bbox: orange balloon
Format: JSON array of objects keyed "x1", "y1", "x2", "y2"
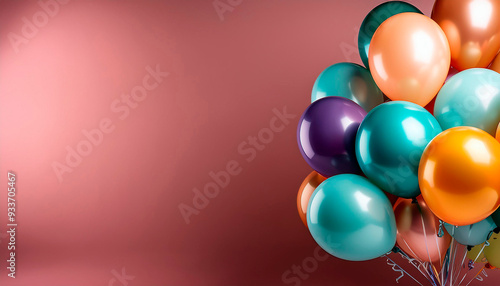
[
  {"x1": 432, "y1": 0, "x2": 500, "y2": 71},
  {"x1": 297, "y1": 171, "x2": 326, "y2": 227},
  {"x1": 419, "y1": 127, "x2": 500, "y2": 226},
  {"x1": 393, "y1": 196, "x2": 451, "y2": 264},
  {"x1": 369, "y1": 13, "x2": 450, "y2": 107}
]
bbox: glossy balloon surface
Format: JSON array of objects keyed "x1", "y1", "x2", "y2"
[
  {"x1": 434, "y1": 68, "x2": 500, "y2": 136},
  {"x1": 419, "y1": 127, "x2": 500, "y2": 226},
  {"x1": 369, "y1": 13, "x2": 450, "y2": 107},
  {"x1": 393, "y1": 197, "x2": 451, "y2": 263},
  {"x1": 297, "y1": 171, "x2": 326, "y2": 227},
  {"x1": 358, "y1": 1, "x2": 422, "y2": 69},
  {"x1": 307, "y1": 174, "x2": 397, "y2": 261},
  {"x1": 311, "y1": 63, "x2": 383, "y2": 112},
  {"x1": 431, "y1": 0, "x2": 500, "y2": 70},
  {"x1": 356, "y1": 101, "x2": 442, "y2": 198},
  {"x1": 444, "y1": 217, "x2": 496, "y2": 246},
  {"x1": 298, "y1": 97, "x2": 366, "y2": 177}
]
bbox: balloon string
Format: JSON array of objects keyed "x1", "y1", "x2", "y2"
[
  {"x1": 443, "y1": 237, "x2": 455, "y2": 286},
  {"x1": 384, "y1": 255, "x2": 423, "y2": 285},
  {"x1": 464, "y1": 265, "x2": 486, "y2": 286},
  {"x1": 451, "y1": 238, "x2": 460, "y2": 286},
  {"x1": 458, "y1": 242, "x2": 490, "y2": 285},
  {"x1": 416, "y1": 201, "x2": 439, "y2": 285},
  {"x1": 441, "y1": 248, "x2": 450, "y2": 286},
  {"x1": 448, "y1": 238, "x2": 459, "y2": 286},
  {"x1": 394, "y1": 248, "x2": 434, "y2": 284},
  {"x1": 452, "y1": 245, "x2": 468, "y2": 285}
]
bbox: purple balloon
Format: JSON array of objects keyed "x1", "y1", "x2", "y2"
[{"x1": 297, "y1": 96, "x2": 366, "y2": 177}]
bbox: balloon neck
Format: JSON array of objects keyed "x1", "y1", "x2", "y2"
[{"x1": 392, "y1": 246, "x2": 401, "y2": 254}]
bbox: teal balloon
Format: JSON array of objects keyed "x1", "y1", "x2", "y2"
[
  {"x1": 311, "y1": 63, "x2": 384, "y2": 112},
  {"x1": 434, "y1": 68, "x2": 500, "y2": 136},
  {"x1": 355, "y1": 101, "x2": 442, "y2": 198},
  {"x1": 444, "y1": 217, "x2": 497, "y2": 246},
  {"x1": 358, "y1": 1, "x2": 422, "y2": 69},
  {"x1": 307, "y1": 174, "x2": 396, "y2": 261}
]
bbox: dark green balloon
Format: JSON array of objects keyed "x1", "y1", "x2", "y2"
[
  {"x1": 358, "y1": 1, "x2": 422, "y2": 69},
  {"x1": 492, "y1": 209, "x2": 500, "y2": 229},
  {"x1": 311, "y1": 63, "x2": 384, "y2": 112}
]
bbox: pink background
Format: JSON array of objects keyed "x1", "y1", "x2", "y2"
[{"x1": 0, "y1": 0, "x2": 498, "y2": 285}]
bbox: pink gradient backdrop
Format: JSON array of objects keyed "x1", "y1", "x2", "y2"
[{"x1": 0, "y1": 0, "x2": 498, "y2": 285}]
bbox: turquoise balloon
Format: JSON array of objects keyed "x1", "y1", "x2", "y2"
[
  {"x1": 355, "y1": 101, "x2": 442, "y2": 198},
  {"x1": 358, "y1": 1, "x2": 422, "y2": 69},
  {"x1": 307, "y1": 174, "x2": 396, "y2": 261},
  {"x1": 444, "y1": 217, "x2": 497, "y2": 246},
  {"x1": 311, "y1": 63, "x2": 384, "y2": 112},
  {"x1": 434, "y1": 68, "x2": 500, "y2": 136}
]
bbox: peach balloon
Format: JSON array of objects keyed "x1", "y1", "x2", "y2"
[
  {"x1": 432, "y1": 0, "x2": 500, "y2": 71},
  {"x1": 297, "y1": 171, "x2": 326, "y2": 227},
  {"x1": 369, "y1": 13, "x2": 450, "y2": 107}
]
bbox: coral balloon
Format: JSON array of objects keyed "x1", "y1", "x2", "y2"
[
  {"x1": 307, "y1": 174, "x2": 396, "y2": 261},
  {"x1": 297, "y1": 171, "x2": 326, "y2": 227},
  {"x1": 368, "y1": 13, "x2": 450, "y2": 107},
  {"x1": 358, "y1": 1, "x2": 422, "y2": 69},
  {"x1": 311, "y1": 63, "x2": 384, "y2": 112},
  {"x1": 393, "y1": 196, "x2": 451, "y2": 263},
  {"x1": 434, "y1": 68, "x2": 500, "y2": 136},
  {"x1": 431, "y1": 0, "x2": 500, "y2": 71},
  {"x1": 297, "y1": 97, "x2": 366, "y2": 177},
  {"x1": 419, "y1": 127, "x2": 500, "y2": 226},
  {"x1": 485, "y1": 232, "x2": 500, "y2": 268}
]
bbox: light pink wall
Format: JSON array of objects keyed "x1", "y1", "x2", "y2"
[{"x1": 0, "y1": 0, "x2": 497, "y2": 285}]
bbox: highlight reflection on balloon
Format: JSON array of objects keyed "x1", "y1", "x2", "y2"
[
  {"x1": 419, "y1": 127, "x2": 500, "y2": 226},
  {"x1": 311, "y1": 63, "x2": 384, "y2": 112},
  {"x1": 297, "y1": 97, "x2": 366, "y2": 177},
  {"x1": 297, "y1": 171, "x2": 326, "y2": 227},
  {"x1": 431, "y1": 0, "x2": 500, "y2": 70},
  {"x1": 307, "y1": 174, "x2": 397, "y2": 261},
  {"x1": 355, "y1": 101, "x2": 442, "y2": 198},
  {"x1": 434, "y1": 68, "x2": 500, "y2": 137},
  {"x1": 368, "y1": 13, "x2": 450, "y2": 107},
  {"x1": 358, "y1": 1, "x2": 422, "y2": 69},
  {"x1": 393, "y1": 196, "x2": 451, "y2": 263}
]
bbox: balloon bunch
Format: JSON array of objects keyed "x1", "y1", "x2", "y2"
[{"x1": 296, "y1": 1, "x2": 500, "y2": 285}]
